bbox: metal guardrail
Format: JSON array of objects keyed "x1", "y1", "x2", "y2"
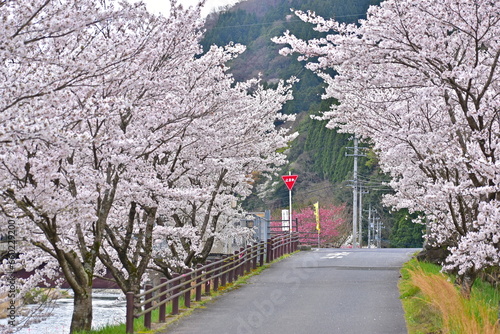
[{"x1": 125, "y1": 233, "x2": 300, "y2": 334}]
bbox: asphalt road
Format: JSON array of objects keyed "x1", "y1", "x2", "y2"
[{"x1": 160, "y1": 248, "x2": 419, "y2": 334}]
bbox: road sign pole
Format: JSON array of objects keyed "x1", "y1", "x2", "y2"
[
  {"x1": 289, "y1": 188, "x2": 292, "y2": 234},
  {"x1": 288, "y1": 171, "x2": 293, "y2": 234},
  {"x1": 281, "y1": 173, "x2": 298, "y2": 235}
]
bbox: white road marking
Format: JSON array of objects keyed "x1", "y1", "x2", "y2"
[{"x1": 322, "y1": 252, "x2": 350, "y2": 259}]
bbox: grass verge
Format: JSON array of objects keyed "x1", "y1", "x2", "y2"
[{"x1": 399, "y1": 258, "x2": 499, "y2": 334}]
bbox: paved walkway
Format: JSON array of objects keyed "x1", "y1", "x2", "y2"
[{"x1": 157, "y1": 248, "x2": 417, "y2": 334}]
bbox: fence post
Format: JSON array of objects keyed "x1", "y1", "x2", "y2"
[
  {"x1": 196, "y1": 264, "x2": 203, "y2": 302},
  {"x1": 271, "y1": 237, "x2": 276, "y2": 262},
  {"x1": 276, "y1": 236, "x2": 280, "y2": 259},
  {"x1": 144, "y1": 284, "x2": 153, "y2": 330},
  {"x1": 229, "y1": 253, "x2": 236, "y2": 283},
  {"x1": 239, "y1": 247, "x2": 245, "y2": 276},
  {"x1": 126, "y1": 291, "x2": 134, "y2": 334},
  {"x1": 172, "y1": 273, "x2": 180, "y2": 315},
  {"x1": 221, "y1": 256, "x2": 227, "y2": 287},
  {"x1": 233, "y1": 251, "x2": 238, "y2": 281},
  {"x1": 237, "y1": 249, "x2": 243, "y2": 277},
  {"x1": 239, "y1": 248, "x2": 244, "y2": 277},
  {"x1": 241, "y1": 247, "x2": 247, "y2": 275},
  {"x1": 282, "y1": 236, "x2": 285, "y2": 256},
  {"x1": 205, "y1": 261, "x2": 212, "y2": 295},
  {"x1": 159, "y1": 277, "x2": 167, "y2": 322},
  {"x1": 214, "y1": 260, "x2": 220, "y2": 291},
  {"x1": 284, "y1": 235, "x2": 287, "y2": 255},
  {"x1": 275, "y1": 236, "x2": 279, "y2": 259},
  {"x1": 285, "y1": 235, "x2": 288, "y2": 254},
  {"x1": 250, "y1": 244, "x2": 257, "y2": 270},
  {"x1": 266, "y1": 238, "x2": 272, "y2": 263},
  {"x1": 184, "y1": 268, "x2": 192, "y2": 308},
  {"x1": 259, "y1": 241, "x2": 265, "y2": 267},
  {"x1": 237, "y1": 250, "x2": 242, "y2": 277}
]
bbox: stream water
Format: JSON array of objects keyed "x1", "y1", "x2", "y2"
[{"x1": 0, "y1": 290, "x2": 126, "y2": 334}]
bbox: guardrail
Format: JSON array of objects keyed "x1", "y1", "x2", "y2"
[
  {"x1": 126, "y1": 233, "x2": 299, "y2": 334},
  {"x1": 296, "y1": 231, "x2": 321, "y2": 247}
]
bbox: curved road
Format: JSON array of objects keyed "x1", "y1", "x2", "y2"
[{"x1": 161, "y1": 248, "x2": 419, "y2": 334}]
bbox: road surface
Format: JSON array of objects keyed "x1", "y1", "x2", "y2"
[{"x1": 160, "y1": 248, "x2": 418, "y2": 334}]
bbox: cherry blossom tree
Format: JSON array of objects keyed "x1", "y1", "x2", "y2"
[
  {"x1": 98, "y1": 40, "x2": 296, "y2": 291},
  {"x1": 293, "y1": 203, "x2": 348, "y2": 246},
  {"x1": 274, "y1": 0, "x2": 500, "y2": 292},
  {"x1": 148, "y1": 75, "x2": 296, "y2": 277},
  {"x1": 0, "y1": 1, "x2": 154, "y2": 331},
  {"x1": 78, "y1": 0, "x2": 214, "y2": 305},
  {"x1": 0, "y1": 0, "x2": 207, "y2": 331},
  {"x1": 1, "y1": 1, "x2": 297, "y2": 332}
]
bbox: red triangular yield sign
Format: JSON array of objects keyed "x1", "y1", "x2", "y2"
[{"x1": 281, "y1": 175, "x2": 298, "y2": 191}]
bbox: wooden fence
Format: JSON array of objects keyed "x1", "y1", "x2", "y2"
[{"x1": 126, "y1": 233, "x2": 299, "y2": 334}]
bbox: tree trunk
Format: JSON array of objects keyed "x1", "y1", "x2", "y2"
[
  {"x1": 130, "y1": 277, "x2": 142, "y2": 315},
  {"x1": 458, "y1": 269, "x2": 477, "y2": 298},
  {"x1": 70, "y1": 286, "x2": 93, "y2": 333}
]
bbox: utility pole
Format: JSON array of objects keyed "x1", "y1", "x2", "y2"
[
  {"x1": 352, "y1": 137, "x2": 358, "y2": 248},
  {"x1": 358, "y1": 185, "x2": 368, "y2": 247},
  {"x1": 346, "y1": 136, "x2": 366, "y2": 248},
  {"x1": 358, "y1": 184, "x2": 363, "y2": 247},
  {"x1": 377, "y1": 216, "x2": 382, "y2": 248},
  {"x1": 367, "y1": 204, "x2": 371, "y2": 248},
  {"x1": 351, "y1": 137, "x2": 358, "y2": 248},
  {"x1": 373, "y1": 213, "x2": 381, "y2": 248}
]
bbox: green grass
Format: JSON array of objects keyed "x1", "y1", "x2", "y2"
[
  {"x1": 399, "y1": 258, "x2": 500, "y2": 334},
  {"x1": 399, "y1": 259, "x2": 444, "y2": 333},
  {"x1": 75, "y1": 307, "x2": 162, "y2": 334}
]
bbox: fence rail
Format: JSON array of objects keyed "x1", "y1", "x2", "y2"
[{"x1": 126, "y1": 233, "x2": 299, "y2": 334}]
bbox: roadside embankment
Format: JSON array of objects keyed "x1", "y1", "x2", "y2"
[{"x1": 399, "y1": 258, "x2": 500, "y2": 334}]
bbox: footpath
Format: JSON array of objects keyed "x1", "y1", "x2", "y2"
[{"x1": 156, "y1": 248, "x2": 416, "y2": 334}]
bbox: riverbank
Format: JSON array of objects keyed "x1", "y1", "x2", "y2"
[{"x1": 0, "y1": 289, "x2": 126, "y2": 334}]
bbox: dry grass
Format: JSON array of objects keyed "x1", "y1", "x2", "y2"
[{"x1": 408, "y1": 266, "x2": 499, "y2": 334}]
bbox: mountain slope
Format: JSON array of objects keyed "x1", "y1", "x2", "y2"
[
  {"x1": 201, "y1": 0, "x2": 424, "y2": 247},
  {"x1": 201, "y1": 0, "x2": 377, "y2": 200}
]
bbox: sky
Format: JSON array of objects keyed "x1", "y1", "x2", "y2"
[{"x1": 142, "y1": 0, "x2": 240, "y2": 17}]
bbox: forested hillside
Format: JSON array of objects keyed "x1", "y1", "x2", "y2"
[
  {"x1": 201, "y1": 0, "x2": 424, "y2": 247},
  {"x1": 202, "y1": 0, "x2": 382, "y2": 114}
]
